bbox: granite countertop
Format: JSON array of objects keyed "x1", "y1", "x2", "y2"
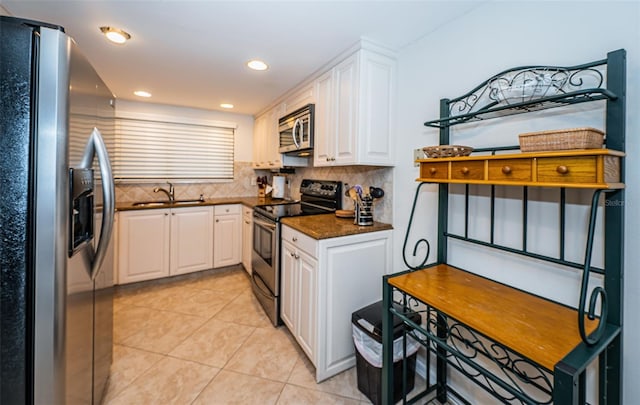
[
  {"x1": 116, "y1": 196, "x2": 294, "y2": 211},
  {"x1": 281, "y1": 213, "x2": 393, "y2": 240}
]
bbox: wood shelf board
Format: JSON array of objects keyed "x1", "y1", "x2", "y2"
[
  {"x1": 414, "y1": 177, "x2": 625, "y2": 189},
  {"x1": 415, "y1": 149, "x2": 625, "y2": 163},
  {"x1": 388, "y1": 264, "x2": 598, "y2": 371}
]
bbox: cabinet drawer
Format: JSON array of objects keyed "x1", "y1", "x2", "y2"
[
  {"x1": 420, "y1": 162, "x2": 448, "y2": 180},
  {"x1": 215, "y1": 204, "x2": 241, "y2": 215},
  {"x1": 282, "y1": 225, "x2": 317, "y2": 258},
  {"x1": 451, "y1": 161, "x2": 484, "y2": 180},
  {"x1": 488, "y1": 159, "x2": 533, "y2": 182},
  {"x1": 536, "y1": 157, "x2": 597, "y2": 184}
]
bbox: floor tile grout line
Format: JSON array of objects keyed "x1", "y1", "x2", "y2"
[
  {"x1": 165, "y1": 322, "x2": 257, "y2": 370},
  {"x1": 110, "y1": 266, "x2": 377, "y2": 404},
  {"x1": 104, "y1": 346, "x2": 166, "y2": 403}
]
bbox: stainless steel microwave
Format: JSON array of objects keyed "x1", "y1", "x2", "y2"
[{"x1": 278, "y1": 104, "x2": 314, "y2": 156}]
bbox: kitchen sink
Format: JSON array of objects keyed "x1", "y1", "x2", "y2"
[
  {"x1": 172, "y1": 199, "x2": 206, "y2": 205},
  {"x1": 132, "y1": 199, "x2": 206, "y2": 207},
  {"x1": 132, "y1": 201, "x2": 170, "y2": 207}
]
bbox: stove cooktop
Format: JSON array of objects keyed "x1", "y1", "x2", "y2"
[
  {"x1": 254, "y1": 202, "x2": 332, "y2": 221},
  {"x1": 254, "y1": 179, "x2": 342, "y2": 221}
]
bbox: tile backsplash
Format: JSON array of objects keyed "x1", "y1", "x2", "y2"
[
  {"x1": 115, "y1": 162, "x2": 258, "y2": 203},
  {"x1": 116, "y1": 162, "x2": 393, "y2": 224},
  {"x1": 293, "y1": 165, "x2": 393, "y2": 224}
]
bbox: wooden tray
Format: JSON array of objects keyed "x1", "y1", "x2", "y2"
[{"x1": 335, "y1": 209, "x2": 355, "y2": 218}]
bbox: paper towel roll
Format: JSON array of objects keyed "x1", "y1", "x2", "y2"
[{"x1": 272, "y1": 175, "x2": 285, "y2": 198}]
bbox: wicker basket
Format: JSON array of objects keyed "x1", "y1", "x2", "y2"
[
  {"x1": 518, "y1": 127, "x2": 604, "y2": 152},
  {"x1": 423, "y1": 145, "x2": 473, "y2": 158}
]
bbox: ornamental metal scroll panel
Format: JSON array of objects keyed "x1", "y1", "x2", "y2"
[
  {"x1": 424, "y1": 60, "x2": 611, "y2": 127},
  {"x1": 393, "y1": 293, "x2": 553, "y2": 405},
  {"x1": 402, "y1": 182, "x2": 432, "y2": 271}
]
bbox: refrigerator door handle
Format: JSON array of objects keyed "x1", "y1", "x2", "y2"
[{"x1": 81, "y1": 127, "x2": 115, "y2": 280}]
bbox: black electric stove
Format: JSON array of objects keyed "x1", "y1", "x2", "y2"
[{"x1": 254, "y1": 179, "x2": 342, "y2": 221}]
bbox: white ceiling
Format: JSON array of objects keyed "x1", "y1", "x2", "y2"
[{"x1": 2, "y1": 1, "x2": 483, "y2": 116}]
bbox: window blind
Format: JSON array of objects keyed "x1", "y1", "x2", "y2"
[
  {"x1": 69, "y1": 113, "x2": 116, "y2": 181},
  {"x1": 114, "y1": 117, "x2": 234, "y2": 181}
]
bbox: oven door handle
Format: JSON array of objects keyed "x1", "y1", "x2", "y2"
[
  {"x1": 253, "y1": 217, "x2": 276, "y2": 230},
  {"x1": 252, "y1": 271, "x2": 274, "y2": 299}
]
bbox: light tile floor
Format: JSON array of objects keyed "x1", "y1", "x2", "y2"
[{"x1": 105, "y1": 266, "x2": 436, "y2": 405}]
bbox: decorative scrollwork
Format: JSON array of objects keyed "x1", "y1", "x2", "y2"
[
  {"x1": 448, "y1": 63, "x2": 605, "y2": 118},
  {"x1": 402, "y1": 182, "x2": 432, "y2": 271},
  {"x1": 578, "y1": 190, "x2": 610, "y2": 345},
  {"x1": 393, "y1": 291, "x2": 553, "y2": 404}
]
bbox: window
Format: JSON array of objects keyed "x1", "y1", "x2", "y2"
[{"x1": 113, "y1": 116, "x2": 235, "y2": 182}]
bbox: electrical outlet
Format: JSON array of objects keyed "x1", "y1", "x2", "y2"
[{"x1": 413, "y1": 148, "x2": 424, "y2": 167}]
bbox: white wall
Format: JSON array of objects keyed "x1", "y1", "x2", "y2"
[
  {"x1": 115, "y1": 99, "x2": 254, "y2": 162},
  {"x1": 393, "y1": 1, "x2": 639, "y2": 403}
]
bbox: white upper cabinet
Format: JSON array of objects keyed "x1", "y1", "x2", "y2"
[
  {"x1": 253, "y1": 107, "x2": 282, "y2": 169},
  {"x1": 253, "y1": 39, "x2": 395, "y2": 169},
  {"x1": 313, "y1": 69, "x2": 335, "y2": 165},
  {"x1": 283, "y1": 83, "x2": 315, "y2": 114},
  {"x1": 252, "y1": 113, "x2": 268, "y2": 168},
  {"x1": 253, "y1": 103, "x2": 308, "y2": 169},
  {"x1": 313, "y1": 44, "x2": 396, "y2": 167}
]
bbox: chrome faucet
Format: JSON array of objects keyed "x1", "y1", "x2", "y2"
[{"x1": 153, "y1": 181, "x2": 174, "y2": 203}]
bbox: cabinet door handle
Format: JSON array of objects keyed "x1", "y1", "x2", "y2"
[
  {"x1": 501, "y1": 166, "x2": 512, "y2": 175},
  {"x1": 164, "y1": 213, "x2": 169, "y2": 216},
  {"x1": 556, "y1": 165, "x2": 569, "y2": 174},
  {"x1": 429, "y1": 167, "x2": 437, "y2": 175},
  {"x1": 292, "y1": 236, "x2": 298, "y2": 242},
  {"x1": 216, "y1": 219, "x2": 219, "y2": 223},
  {"x1": 461, "y1": 167, "x2": 470, "y2": 175},
  {"x1": 172, "y1": 213, "x2": 175, "y2": 216}
]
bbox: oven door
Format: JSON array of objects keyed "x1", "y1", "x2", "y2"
[{"x1": 251, "y1": 213, "x2": 279, "y2": 295}]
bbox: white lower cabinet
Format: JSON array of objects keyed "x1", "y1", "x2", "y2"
[
  {"x1": 281, "y1": 234, "x2": 318, "y2": 361},
  {"x1": 241, "y1": 206, "x2": 253, "y2": 274},
  {"x1": 280, "y1": 224, "x2": 393, "y2": 382},
  {"x1": 170, "y1": 207, "x2": 214, "y2": 275},
  {"x1": 117, "y1": 206, "x2": 213, "y2": 284},
  {"x1": 213, "y1": 204, "x2": 242, "y2": 268}
]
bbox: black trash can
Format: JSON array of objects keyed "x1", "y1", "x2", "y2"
[{"x1": 352, "y1": 300, "x2": 421, "y2": 405}]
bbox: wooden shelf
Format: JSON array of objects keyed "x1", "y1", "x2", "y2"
[
  {"x1": 388, "y1": 264, "x2": 598, "y2": 371},
  {"x1": 416, "y1": 149, "x2": 624, "y2": 189}
]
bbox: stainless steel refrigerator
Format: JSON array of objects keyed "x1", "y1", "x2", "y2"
[{"x1": 1, "y1": 16, "x2": 116, "y2": 404}]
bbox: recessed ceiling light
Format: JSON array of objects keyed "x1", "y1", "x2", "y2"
[
  {"x1": 247, "y1": 59, "x2": 268, "y2": 71},
  {"x1": 220, "y1": 103, "x2": 234, "y2": 109},
  {"x1": 133, "y1": 90, "x2": 152, "y2": 98},
  {"x1": 99, "y1": 26, "x2": 131, "y2": 44}
]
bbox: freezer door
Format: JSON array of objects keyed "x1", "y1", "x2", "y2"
[
  {"x1": 0, "y1": 16, "x2": 37, "y2": 405},
  {"x1": 67, "y1": 34, "x2": 116, "y2": 405},
  {"x1": 31, "y1": 26, "x2": 72, "y2": 405}
]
